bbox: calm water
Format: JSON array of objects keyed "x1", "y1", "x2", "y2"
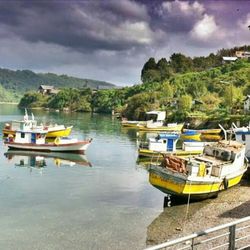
[{"x1": 0, "y1": 104, "x2": 167, "y2": 250}]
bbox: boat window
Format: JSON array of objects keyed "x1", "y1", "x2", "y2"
[
  {"x1": 21, "y1": 132, "x2": 25, "y2": 138},
  {"x1": 242, "y1": 134, "x2": 246, "y2": 141},
  {"x1": 163, "y1": 140, "x2": 166, "y2": 143}
]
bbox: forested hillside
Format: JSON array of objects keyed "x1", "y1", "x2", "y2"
[
  {"x1": 0, "y1": 68, "x2": 116, "y2": 100},
  {"x1": 19, "y1": 45, "x2": 250, "y2": 122}
]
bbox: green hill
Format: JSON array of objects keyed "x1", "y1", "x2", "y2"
[{"x1": 0, "y1": 68, "x2": 116, "y2": 95}]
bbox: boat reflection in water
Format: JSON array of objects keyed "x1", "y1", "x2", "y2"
[{"x1": 4, "y1": 150, "x2": 92, "y2": 169}]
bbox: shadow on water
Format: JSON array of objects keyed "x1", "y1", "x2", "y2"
[
  {"x1": 146, "y1": 196, "x2": 210, "y2": 246},
  {"x1": 4, "y1": 149, "x2": 92, "y2": 169}
]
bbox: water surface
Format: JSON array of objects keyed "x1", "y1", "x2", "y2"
[{"x1": 0, "y1": 104, "x2": 166, "y2": 250}]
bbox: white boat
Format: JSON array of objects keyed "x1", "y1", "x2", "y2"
[
  {"x1": 149, "y1": 140, "x2": 247, "y2": 200},
  {"x1": 4, "y1": 129, "x2": 92, "y2": 153},
  {"x1": 138, "y1": 133, "x2": 205, "y2": 158}
]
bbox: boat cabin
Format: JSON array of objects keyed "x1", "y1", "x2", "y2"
[
  {"x1": 5, "y1": 119, "x2": 38, "y2": 132},
  {"x1": 10, "y1": 130, "x2": 47, "y2": 144},
  {"x1": 187, "y1": 141, "x2": 245, "y2": 178},
  {"x1": 148, "y1": 133, "x2": 180, "y2": 152},
  {"x1": 146, "y1": 111, "x2": 166, "y2": 122},
  {"x1": 234, "y1": 127, "x2": 250, "y2": 157}
]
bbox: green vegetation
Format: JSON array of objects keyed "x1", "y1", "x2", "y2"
[
  {"x1": 18, "y1": 45, "x2": 250, "y2": 124},
  {"x1": 0, "y1": 68, "x2": 115, "y2": 96},
  {"x1": 0, "y1": 84, "x2": 22, "y2": 102}
]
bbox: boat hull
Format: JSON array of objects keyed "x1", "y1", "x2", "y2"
[
  {"x1": 149, "y1": 166, "x2": 245, "y2": 200},
  {"x1": 181, "y1": 133, "x2": 201, "y2": 141},
  {"x1": 121, "y1": 121, "x2": 146, "y2": 128},
  {"x1": 4, "y1": 140, "x2": 91, "y2": 153},
  {"x1": 138, "y1": 148, "x2": 202, "y2": 158},
  {"x1": 138, "y1": 124, "x2": 183, "y2": 132},
  {"x1": 183, "y1": 129, "x2": 221, "y2": 134},
  {"x1": 200, "y1": 134, "x2": 221, "y2": 141}
]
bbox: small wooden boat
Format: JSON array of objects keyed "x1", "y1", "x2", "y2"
[
  {"x1": 181, "y1": 130, "x2": 201, "y2": 141},
  {"x1": 183, "y1": 128, "x2": 222, "y2": 134},
  {"x1": 2, "y1": 110, "x2": 72, "y2": 138},
  {"x1": 121, "y1": 111, "x2": 166, "y2": 129},
  {"x1": 4, "y1": 130, "x2": 92, "y2": 153},
  {"x1": 200, "y1": 134, "x2": 221, "y2": 141},
  {"x1": 138, "y1": 123, "x2": 184, "y2": 132},
  {"x1": 121, "y1": 120, "x2": 146, "y2": 128},
  {"x1": 149, "y1": 140, "x2": 247, "y2": 200}
]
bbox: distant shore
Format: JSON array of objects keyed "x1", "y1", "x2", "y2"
[{"x1": 0, "y1": 102, "x2": 18, "y2": 105}]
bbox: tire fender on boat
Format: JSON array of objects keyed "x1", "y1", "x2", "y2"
[
  {"x1": 222, "y1": 177, "x2": 229, "y2": 190},
  {"x1": 54, "y1": 137, "x2": 60, "y2": 145}
]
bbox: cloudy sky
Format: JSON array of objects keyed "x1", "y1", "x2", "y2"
[{"x1": 0, "y1": 0, "x2": 249, "y2": 86}]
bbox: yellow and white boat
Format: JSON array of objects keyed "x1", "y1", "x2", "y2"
[
  {"x1": 149, "y1": 140, "x2": 247, "y2": 200},
  {"x1": 3, "y1": 125, "x2": 72, "y2": 138},
  {"x1": 2, "y1": 110, "x2": 72, "y2": 138},
  {"x1": 121, "y1": 120, "x2": 146, "y2": 128},
  {"x1": 138, "y1": 123, "x2": 184, "y2": 132}
]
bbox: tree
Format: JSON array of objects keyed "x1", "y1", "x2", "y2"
[
  {"x1": 157, "y1": 58, "x2": 174, "y2": 81},
  {"x1": 222, "y1": 85, "x2": 243, "y2": 112},
  {"x1": 141, "y1": 57, "x2": 160, "y2": 83},
  {"x1": 170, "y1": 53, "x2": 193, "y2": 73},
  {"x1": 201, "y1": 93, "x2": 221, "y2": 111},
  {"x1": 178, "y1": 95, "x2": 192, "y2": 111}
]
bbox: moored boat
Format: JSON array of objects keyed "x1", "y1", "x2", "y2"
[
  {"x1": 138, "y1": 133, "x2": 204, "y2": 159},
  {"x1": 182, "y1": 128, "x2": 222, "y2": 134},
  {"x1": 4, "y1": 130, "x2": 92, "y2": 153},
  {"x1": 2, "y1": 110, "x2": 72, "y2": 138},
  {"x1": 121, "y1": 120, "x2": 146, "y2": 128},
  {"x1": 149, "y1": 140, "x2": 247, "y2": 200},
  {"x1": 180, "y1": 130, "x2": 201, "y2": 141},
  {"x1": 138, "y1": 123, "x2": 184, "y2": 132}
]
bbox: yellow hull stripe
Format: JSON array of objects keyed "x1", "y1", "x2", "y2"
[
  {"x1": 149, "y1": 172, "x2": 243, "y2": 195},
  {"x1": 181, "y1": 134, "x2": 201, "y2": 141},
  {"x1": 138, "y1": 125, "x2": 183, "y2": 132},
  {"x1": 138, "y1": 149, "x2": 202, "y2": 158}
]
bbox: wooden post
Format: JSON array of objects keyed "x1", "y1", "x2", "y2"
[{"x1": 229, "y1": 225, "x2": 236, "y2": 250}]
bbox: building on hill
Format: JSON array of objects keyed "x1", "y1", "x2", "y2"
[
  {"x1": 235, "y1": 51, "x2": 250, "y2": 58},
  {"x1": 38, "y1": 85, "x2": 59, "y2": 95},
  {"x1": 222, "y1": 56, "x2": 238, "y2": 63}
]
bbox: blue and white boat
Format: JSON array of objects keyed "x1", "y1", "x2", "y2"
[
  {"x1": 138, "y1": 133, "x2": 204, "y2": 158},
  {"x1": 232, "y1": 123, "x2": 250, "y2": 157}
]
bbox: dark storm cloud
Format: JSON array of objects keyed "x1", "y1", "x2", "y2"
[
  {"x1": 0, "y1": 0, "x2": 249, "y2": 85},
  {"x1": 154, "y1": 0, "x2": 205, "y2": 32},
  {"x1": 0, "y1": 1, "x2": 156, "y2": 52}
]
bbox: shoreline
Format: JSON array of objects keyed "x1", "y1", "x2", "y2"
[
  {"x1": 0, "y1": 102, "x2": 18, "y2": 105},
  {"x1": 146, "y1": 178, "x2": 250, "y2": 248}
]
